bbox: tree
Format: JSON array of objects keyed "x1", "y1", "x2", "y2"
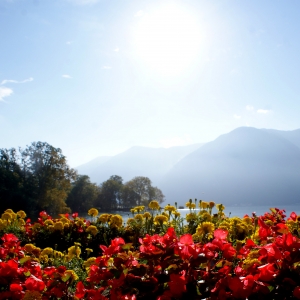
[
  {"x1": 0, "y1": 148, "x2": 25, "y2": 212},
  {"x1": 66, "y1": 175, "x2": 99, "y2": 213},
  {"x1": 20, "y1": 142, "x2": 77, "y2": 215},
  {"x1": 151, "y1": 186, "x2": 165, "y2": 204},
  {"x1": 97, "y1": 175, "x2": 123, "y2": 210},
  {"x1": 123, "y1": 176, "x2": 153, "y2": 206}
]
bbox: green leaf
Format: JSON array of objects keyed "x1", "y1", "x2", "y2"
[
  {"x1": 20, "y1": 257, "x2": 31, "y2": 265},
  {"x1": 121, "y1": 243, "x2": 133, "y2": 250},
  {"x1": 61, "y1": 273, "x2": 72, "y2": 282}
]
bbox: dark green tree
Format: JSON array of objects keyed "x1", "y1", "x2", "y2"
[
  {"x1": 66, "y1": 175, "x2": 99, "y2": 213},
  {"x1": 20, "y1": 142, "x2": 77, "y2": 216},
  {"x1": 97, "y1": 175, "x2": 123, "y2": 210},
  {"x1": 0, "y1": 148, "x2": 25, "y2": 212}
]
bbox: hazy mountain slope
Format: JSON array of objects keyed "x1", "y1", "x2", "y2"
[
  {"x1": 75, "y1": 156, "x2": 111, "y2": 177},
  {"x1": 160, "y1": 127, "x2": 300, "y2": 206},
  {"x1": 78, "y1": 144, "x2": 203, "y2": 185},
  {"x1": 263, "y1": 128, "x2": 300, "y2": 149}
]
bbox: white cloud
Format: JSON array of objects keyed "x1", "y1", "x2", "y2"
[
  {"x1": 66, "y1": 41, "x2": 73, "y2": 45},
  {"x1": 160, "y1": 136, "x2": 193, "y2": 148},
  {"x1": 1, "y1": 77, "x2": 33, "y2": 85},
  {"x1": 135, "y1": 10, "x2": 143, "y2": 17},
  {"x1": 0, "y1": 87, "x2": 13, "y2": 102},
  {"x1": 246, "y1": 105, "x2": 254, "y2": 111},
  {"x1": 257, "y1": 109, "x2": 271, "y2": 114},
  {"x1": 66, "y1": 0, "x2": 99, "y2": 5},
  {"x1": 62, "y1": 74, "x2": 72, "y2": 79},
  {"x1": 113, "y1": 47, "x2": 119, "y2": 52},
  {"x1": 102, "y1": 66, "x2": 111, "y2": 70},
  {"x1": 234, "y1": 114, "x2": 241, "y2": 119}
]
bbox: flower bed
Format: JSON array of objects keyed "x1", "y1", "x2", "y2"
[{"x1": 0, "y1": 201, "x2": 300, "y2": 299}]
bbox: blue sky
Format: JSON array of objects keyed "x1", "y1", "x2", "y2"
[{"x1": 1, "y1": 0, "x2": 300, "y2": 167}]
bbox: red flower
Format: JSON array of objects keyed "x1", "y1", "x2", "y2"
[
  {"x1": 293, "y1": 286, "x2": 300, "y2": 299},
  {"x1": 100, "y1": 237, "x2": 125, "y2": 256},
  {"x1": 214, "y1": 229, "x2": 228, "y2": 240},
  {"x1": 256, "y1": 263, "x2": 276, "y2": 282},
  {"x1": 168, "y1": 272, "x2": 186, "y2": 298},
  {"x1": 175, "y1": 234, "x2": 194, "y2": 259},
  {"x1": 25, "y1": 275, "x2": 46, "y2": 292},
  {"x1": 10, "y1": 283, "x2": 22, "y2": 292}
]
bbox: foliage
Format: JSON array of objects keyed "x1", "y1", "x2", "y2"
[
  {"x1": 66, "y1": 175, "x2": 99, "y2": 213},
  {"x1": 1, "y1": 203, "x2": 300, "y2": 299},
  {"x1": 0, "y1": 142, "x2": 77, "y2": 217}
]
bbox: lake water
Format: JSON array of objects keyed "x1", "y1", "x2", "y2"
[{"x1": 82, "y1": 204, "x2": 300, "y2": 223}]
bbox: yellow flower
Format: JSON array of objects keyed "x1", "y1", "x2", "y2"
[
  {"x1": 127, "y1": 218, "x2": 136, "y2": 226},
  {"x1": 85, "y1": 248, "x2": 93, "y2": 254},
  {"x1": 4, "y1": 209, "x2": 14, "y2": 214},
  {"x1": 216, "y1": 204, "x2": 225, "y2": 212},
  {"x1": 134, "y1": 214, "x2": 144, "y2": 222},
  {"x1": 53, "y1": 250, "x2": 64, "y2": 259},
  {"x1": 186, "y1": 213, "x2": 197, "y2": 222},
  {"x1": 18, "y1": 218, "x2": 25, "y2": 226},
  {"x1": 174, "y1": 211, "x2": 181, "y2": 218},
  {"x1": 154, "y1": 214, "x2": 168, "y2": 225},
  {"x1": 33, "y1": 223, "x2": 42, "y2": 231},
  {"x1": 44, "y1": 219, "x2": 54, "y2": 226},
  {"x1": 68, "y1": 245, "x2": 81, "y2": 259},
  {"x1": 98, "y1": 214, "x2": 111, "y2": 223},
  {"x1": 86, "y1": 225, "x2": 98, "y2": 236},
  {"x1": 17, "y1": 210, "x2": 26, "y2": 219},
  {"x1": 199, "y1": 211, "x2": 212, "y2": 222},
  {"x1": 130, "y1": 208, "x2": 137, "y2": 214},
  {"x1": 88, "y1": 208, "x2": 99, "y2": 217},
  {"x1": 0, "y1": 219, "x2": 5, "y2": 230},
  {"x1": 110, "y1": 214, "x2": 123, "y2": 228},
  {"x1": 134, "y1": 206, "x2": 145, "y2": 212},
  {"x1": 83, "y1": 257, "x2": 97, "y2": 268},
  {"x1": 164, "y1": 205, "x2": 176, "y2": 213},
  {"x1": 24, "y1": 244, "x2": 36, "y2": 253},
  {"x1": 76, "y1": 219, "x2": 85, "y2": 226},
  {"x1": 185, "y1": 202, "x2": 193, "y2": 209},
  {"x1": 196, "y1": 222, "x2": 215, "y2": 236},
  {"x1": 200, "y1": 201, "x2": 209, "y2": 209},
  {"x1": 143, "y1": 212, "x2": 151, "y2": 219},
  {"x1": 53, "y1": 221, "x2": 64, "y2": 231},
  {"x1": 149, "y1": 200, "x2": 160, "y2": 210},
  {"x1": 60, "y1": 217, "x2": 70, "y2": 224},
  {"x1": 23, "y1": 290, "x2": 42, "y2": 300},
  {"x1": 64, "y1": 270, "x2": 79, "y2": 281},
  {"x1": 1, "y1": 212, "x2": 12, "y2": 221},
  {"x1": 41, "y1": 247, "x2": 54, "y2": 256}
]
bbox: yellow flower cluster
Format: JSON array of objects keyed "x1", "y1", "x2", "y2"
[
  {"x1": 164, "y1": 204, "x2": 177, "y2": 213},
  {"x1": 149, "y1": 200, "x2": 160, "y2": 210},
  {"x1": 154, "y1": 214, "x2": 168, "y2": 225},
  {"x1": 86, "y1": 225, "x2": 98, "y2": 236},
  {"x1": 109, "y1": 214, "x2": 123, "y2": 228},
  {"x1": 98, "y1": 214, "x2": 111, "y2": 223},
  {"x1": 186, "y1": 202, "x2": 196, "y2": 209},
  {"x1": 88, "y1": 208, "x2": 99, "y2": 217}
]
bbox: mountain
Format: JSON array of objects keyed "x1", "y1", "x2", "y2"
[
  {"x1": 75, "y1": 144, "x2": 204, "y2": 185},
  {"x1": 160, "y1": 127, "x2": 300, "y2": 206},
  {"x1": 75, "y1": 156, "x2": 111, "y2": 177},
  {"x1": 262, "y1": 128, "x2": 300, "y2": 149}
]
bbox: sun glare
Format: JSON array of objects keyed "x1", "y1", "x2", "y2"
[{"x1": 133, "y1": 4, "x2": 202, "y2": 76}]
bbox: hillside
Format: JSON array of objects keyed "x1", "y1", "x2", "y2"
[
  {"x1": 75, "y1": 144, "x2": 203, "y2": 184},
  {"x1": 160, "y1": 127, "x2": 300, "y2": 206}
]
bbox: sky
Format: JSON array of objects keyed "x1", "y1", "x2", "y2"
[{"x1": 1, "y1": 0, "x2": 300, "y2": 168}]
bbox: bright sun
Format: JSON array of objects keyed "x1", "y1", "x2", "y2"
[{"x1": 133, "y1": 3, "x2": 202, "y2": 76}]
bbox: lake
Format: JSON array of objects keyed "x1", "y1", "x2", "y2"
[{"x1": 82, "y1": 204, "x2": 300, "y2": 223}]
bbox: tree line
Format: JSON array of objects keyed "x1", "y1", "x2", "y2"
[{"x1": 0, "y1": 142, "x2": 165, "y2": 218}]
